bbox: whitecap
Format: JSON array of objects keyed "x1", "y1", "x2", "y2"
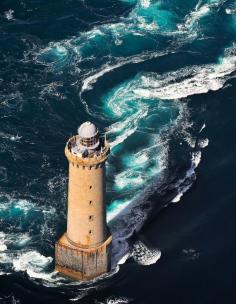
[
  {"x1": 132, "y1": 241, "x2": 161, "y2": 265},
  {"x1": 134, "y1": 44, "x2": 236, "y2": 100},
  {"x1": 140, "y1": 0, "x2": 150, "y2": 9},
  {"x1": 106, "y1": 296, "x2": 131, "y2": 304},
  {"x1": 198, "y1": 138, "x2": 209, "y2": 148},
  {"x1": 171, "y1": 151, "x2": 202, "y2": 203},
  {"x1": 4, "y1": 9, "x2": 15, "y2": 20},
  {"x1": 199, "y1": 123, "x2": 206, "y2": 133},
  {"x1": 80, "y1": 51, "x2": 166, "y2": 93},
  {"x1": 192, "y1": 151, "x2": 202, "y2": 168},
  {"x1": 226, "y1": 8, "x2": 236, "y2": 15},
  {"x1": 13, "y1": 251, "x2": 53, "y2": 279}
]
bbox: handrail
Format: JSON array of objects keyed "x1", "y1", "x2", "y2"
[{"x1": 65, "y1": 135, "x2": 110, "y2": 166}]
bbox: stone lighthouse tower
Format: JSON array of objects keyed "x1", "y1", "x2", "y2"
[{"x1": 55, "y1": 122, "x2": 112, "y2": 281}]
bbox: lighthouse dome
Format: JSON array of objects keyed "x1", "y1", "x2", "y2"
[{"x1": 78, "y1": 121, "x2": 98, "y2": 138}]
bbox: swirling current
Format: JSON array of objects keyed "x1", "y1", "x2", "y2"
[{"x1": 0, "y1": 0, "x2": 236, "y2": 303}]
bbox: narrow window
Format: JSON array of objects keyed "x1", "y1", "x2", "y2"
[
  {"x1": 89, "y1": 185, "x2": 92, "y2": 189},
  {"x1": 89, "y1": 215, "x2": 94, "y2": 221},
  {"x1": 89, "y1": 230, "x2": 93, "y2": 235},
  {"x1": 89, "y1": 200, "x2": 92, "y2": 205}
]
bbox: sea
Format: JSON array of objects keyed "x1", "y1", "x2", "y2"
[{"x1": 0, "y1": 0, "x2": 236, "y2": 303}]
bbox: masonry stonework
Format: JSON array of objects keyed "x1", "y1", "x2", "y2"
[{"x1": 55, "y1": 122, "x2": 112, "y2": 280}]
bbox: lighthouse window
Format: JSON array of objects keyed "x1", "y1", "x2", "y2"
[
  {"x1": 89, "y1": 230, "x2": 93, "y2": 235},
  {"x1": 80, "y1": 136, "x2": 98, "y2": 148},
  {"x1": 89, "y1": 185, "x2": 92, "y2": 189},
  {"x1": 89, "y1": 215, "x2": 94, "y2": 221},
  {"x1": 89, "y1": 200, "x2": 92, "y2": 205}
]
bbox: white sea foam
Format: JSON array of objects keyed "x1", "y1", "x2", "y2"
[
  {"x1": 183, "y1": 0, "x2": 228, "y2": 29},
  {"x1": 0, "y1": 194, "x2": 60, "y2": 281},
  {"x1": 132, "y1": 241, "x2": 161, "y2": 265},
  {"x1": 0, "y1": 131, "x2": 22, "y2": 142},
  {"x1": 105, "y1": 296, "x2": 131, "y2": 304},
  {"x1": 4, "y1": 9, "x2": 15, "y2": 20},
  {"x1": 226, "y1": 7, "x2": 236, "y2": 15},
  {"x1": 12, "y1": 251, "x2": 57, "y2": 282},
  {"x1": 185, "y1": 4, "x2": 210, "y2": 28},
  {"x1": 82, "y1": 62, "x2": 124, "y2": 92},
  {"x1": 171, "y1": 180, "x2": 193, "y2": 203},
  {"x1": 0, "y1": 197, "x2": 32, "y2": 213},
  {"x1": 0, "y1": 224, "x2": 56, "y2": 279},
  {"x1": 109, "y1": 127, "x2": 136, "y2": 148},
  {"x1": 81, "y1": 51, "x2": 168, "y2": 94},
  {"x1": 16, "y1": 234, "x2": 32, "y2": 246},
  {"x1": 199, "y1": 123, "x2": 206, "y2": 133},
  {"x1": 134, "y1": 46, "x2": 236, "y2": 100},
  {"x1": 171, "y1": 192, "x2": 184, "y2": 203},
  {"x1": 0, "y1": 232, "x2": 7, "y2": 252},
  {"x1": 0, "y1": 244, "x2": 7, "y2": 252},
  {"x1": 13, "y1": 251, "x2": 52, "y2": 272},
  {"x1": 140, "y1": 0, "x2": 150, "y2": 8},
  {"x1": 109, "y1": 183, "x2": 164, "y2": 268},
  {"x1": 108, "y1": 108, "x2": 148, "y2": 149},
  {"x1": 172, "y1": 151, "x2": 202, "y2": 203},
  {"x1": 137, "y1": 17, "x2": 157, "y2": 31},
  {"x1": 192, "y1": 151, "x2": 202, "y2": 167},
  {"x1": 0, "y1": 230, "x2": 32, "y2": 255},
  {"x1": 198, "y1": 138, "x2": 209, "y2": 148},
  {"x1": 103, "y1": 70, "x2": 193, "y2": 270}
]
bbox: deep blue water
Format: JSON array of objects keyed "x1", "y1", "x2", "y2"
[{"x1": 0, "y1": 0, "x2": 236, "y2": 303}]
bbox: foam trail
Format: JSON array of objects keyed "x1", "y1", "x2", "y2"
[
  {"x1": 82, "y1": 62, "x2": 127, "y2": 92},
  {"x1": 199, "y1": 123, "x2": 206, "y2": 133},
  {"x1": 172, "y1": 151, "x2": 202, "y2": 203},
  {"x1": 132, "y1": 241, "x2": 161, "y2": 265},
  {"x1": 134, "y1": 45, "x2": 236, "y2": 100},
  {"x1": 103, "y1": 47, "x2": 232, "y2": 225},
  {"x1": 184, "y1": 4, "x2": 210, "y2": 28},
  {"x1": 102, "y1": 67, "x2": 198, "y2": 270},
  {"x1": 108, "y1": 108, "x2": 148, "y2": 149},
  {"x1": 81, "y1": 50, "x2": 169, "y2": 94},
  {"x1": 103, "y1": 296, "x2": 131, "y2": 304},
  {"x1": 37, "y1": 0, "x2": 225, "y2": 78}
]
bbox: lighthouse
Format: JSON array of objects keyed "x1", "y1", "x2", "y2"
[{"x1": 55, "y1": 122, "x2": 112, "y2": 281}]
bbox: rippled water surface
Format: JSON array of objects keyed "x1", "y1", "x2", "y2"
[{"x1": 0, "y1": 0, "x2": 236, "y2": 303}]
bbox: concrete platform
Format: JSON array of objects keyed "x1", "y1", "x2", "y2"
[{"x1": 55, "y1": 233, "x2": 112, "y2": 281}]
